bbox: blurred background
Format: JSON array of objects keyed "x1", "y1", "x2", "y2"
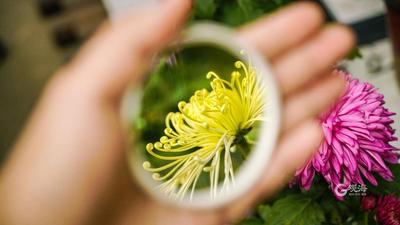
[{"x1": 0, "y1": 0, "x2": 399, "y2": 163}]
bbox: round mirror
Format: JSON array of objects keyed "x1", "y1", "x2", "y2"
[{"x1": 121, "y1": 23, "x2": 281, "y2": 209}]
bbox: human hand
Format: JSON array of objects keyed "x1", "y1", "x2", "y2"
[{"x1": 0, "y1": 0, "x2": 354, "y2": 224}]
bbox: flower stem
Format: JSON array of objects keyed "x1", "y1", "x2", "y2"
[{"x1": 364, "y1": 212, "x2": 368, "y2": 225}]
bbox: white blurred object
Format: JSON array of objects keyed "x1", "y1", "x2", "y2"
[
  {"x1": 321, "y1": 0, "x2": 385, "y2": 24},
  {"x1": 102, "y1": 0, "x2": 158, "y2": 18}
]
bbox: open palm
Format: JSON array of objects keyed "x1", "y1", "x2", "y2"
[{"x1": 0, "y1": 0, "x2": 354, "y2": 224}]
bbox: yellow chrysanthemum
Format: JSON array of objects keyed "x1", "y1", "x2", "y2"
[{"x1": 143, "y1": 58, "x2": 265, "y2": 200}]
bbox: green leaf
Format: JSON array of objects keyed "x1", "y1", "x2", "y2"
[
  {"x1": 193, "y1": 0, "x2": 296, "y2": 26},
  {"x1": 218, "y1": 2, "x2": 250, "y2": 26},
  {"x1": 237, "y1": 0, "x2": 264, "y2": 20},
  {"x1": 319, "y1": 193, "x2": 348, "y2": 225},
  {"x1": 194, "y1": 0, "x2": 218, "y2": 19},
  {"x1": 257, "y1": 205, "x2": 273, "y2": 222},
  {"x1": 237, "y1": 218, "x2": 264, "y2": 225},
  {"x1": 272, "y1": 0, "x2": 293, "y2": 7},
  {"x1": 346, "y1": 48, "x2": 362, "y2": 60},
  {"x1": 268, "y1": 194, "x2": 325, "y2": 225},
  {"x1": 261, "y1": 0, "x2": 294, "y2": 13}
]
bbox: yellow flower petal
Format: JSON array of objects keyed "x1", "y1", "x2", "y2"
[{"x1": 143, "y1": 56, "x2": 265, "y2": 200}]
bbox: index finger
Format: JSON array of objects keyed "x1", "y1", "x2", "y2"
[
  {"x1": 61, "y1": 0, "x2": 192, "y2": 102},
  {"x1": 238, "y1": 2, "x2": 324, "y2": 59}
]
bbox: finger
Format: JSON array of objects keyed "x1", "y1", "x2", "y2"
[
  {"x1": 282, "y1": 73, "x2": 346, "y2": 131},
  {"x1": 274, "y1": 25, "x2": 355, "y2": 95},
  {"x1": 62, "y1": 0, "x2": 192, "y2": 102},
  {"x1": 226, "y1": 120, "x2": 323, "y2": 221},
  {"x1": 238, "y1": 2, "x2": 324, "y2": 59},
  {"x1": 259, "y1": 119, "x2": 323, "y2": 196}
]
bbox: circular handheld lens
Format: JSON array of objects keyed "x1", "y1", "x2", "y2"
[{"x1": 121, "y1": 23, "x2": 281, "y2": 209}]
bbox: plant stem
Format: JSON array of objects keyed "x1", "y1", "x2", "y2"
[{"x1": 364, "y1": 212, "x2": 369, "y2": 225}]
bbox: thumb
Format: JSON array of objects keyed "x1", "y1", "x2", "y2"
[{"x1": 61, "y1": 0, "x2": 192, "y2": 102}]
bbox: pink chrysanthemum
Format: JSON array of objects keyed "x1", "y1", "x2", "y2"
[
  {"x1": 292, "y1": 70, "x2": 399, "y2": 199},
  {"x1": 376, "y1": 195, "x2": 400, "y2": 225}
]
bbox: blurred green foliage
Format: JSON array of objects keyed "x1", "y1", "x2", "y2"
[{"x1": 193, "y1": 0, "x2": 294, "y2": 26}]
